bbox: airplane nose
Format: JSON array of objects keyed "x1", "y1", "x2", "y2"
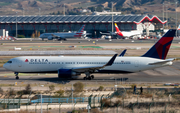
[
  {"x1": 3, "y1": 63, "x2": 6, "y2": 68},
  {"x1": 3, "y1": 64, "x2": 6, "y2": 68},
  {"x1": 3, "y1": 63, "x2": 8, "y2": 69}
]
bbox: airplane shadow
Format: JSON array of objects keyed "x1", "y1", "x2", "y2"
[
  {"x1": 31, "y1": 77, "x2": 72, "y2": 84},
  {"x1": 29, "y1": 77, "x2": 129, "y2": 84}
]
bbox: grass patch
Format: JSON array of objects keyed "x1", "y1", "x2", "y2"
[
  {"x1": 25, "y1": 46, "x2": 66, "y2": 48},
  {"x1": 0, "y1": 2, "x2": 11, "y2": 6},
  {"x1": 79, "y1": 46, "x2": 103, "y2": 48}
]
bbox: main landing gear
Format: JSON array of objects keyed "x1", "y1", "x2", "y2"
[
  {"x1": 84, "y1": 72, "x2": 94, "y2": 80},
  {"x1": 14, "y1": 72, "x2": 19, "y2": 79}
]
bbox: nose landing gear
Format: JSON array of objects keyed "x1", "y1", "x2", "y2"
[{"x1": 14, "y1": 72, "x2": 19, "y2": 79}]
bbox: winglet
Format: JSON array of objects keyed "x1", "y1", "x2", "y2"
[
  {"x1": 105, "y1": 54, "x2": 118, "y2": 66},
  {"x1": 119, "y1": 49, "x2": 127, "y2": 57}
]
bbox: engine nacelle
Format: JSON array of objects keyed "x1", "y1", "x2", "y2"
[
  {"x1": 58, "y1": 69, "x2": 80, "y2": 78},
  {"x1": 48, "y1": 36, "x2": 53, "y2": 40}
]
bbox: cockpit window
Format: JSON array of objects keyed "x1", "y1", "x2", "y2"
[{"x1": 7, "y1": 61, "x2": 12, "y2": 63}]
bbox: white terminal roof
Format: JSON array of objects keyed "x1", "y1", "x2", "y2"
[{"x1": 0, "y1": 15, "x2": 166, "y2": 24}]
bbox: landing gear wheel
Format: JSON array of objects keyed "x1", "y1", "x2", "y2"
[
  {"x1": 14, "y1": 72, "x2": 19, "y2": 80},
  {"x1": 83, "y1": 77, "x2": 87, "y2": 80},
  {"x1": 91, "y1": 75, "x2": 94, "y2": 79},
  {"x1": 84, "y1": 72, "x2": 93, "y2": 80},
  {"x1": 88, "y1": 77, "x2": 92, "y2": 80},
  {"x1": 16, "y1": 76, "x2": 19, "y2": 79}
]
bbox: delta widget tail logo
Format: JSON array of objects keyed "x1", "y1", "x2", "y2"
[
  {"x1": 115, "y1": 23, "x2": 123, "y2": 37},
  {"x1": 25, "y1": 59, "x2": 29, "y2": 62},
  {"x1": 142, "y1": 29, "x2": 176, "y2": 59}
]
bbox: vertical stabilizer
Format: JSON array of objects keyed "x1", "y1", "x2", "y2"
[
  {"x1": 115, "y1": 23, "x2": 124, "y2": 37},
  {"x1": 77, "y1": 25, "x2": 85, "y2": 33},
  {"x1": 74, "y1": 25, "x2": 86, "y2": 37},
  {"x1": 178, "y1": 25, "x2": 180, "y2": 30},
  {"x1": 142, "y1": 29, "x2": 176, "y2": 59}
]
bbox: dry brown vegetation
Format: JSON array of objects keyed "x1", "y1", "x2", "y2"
[{"x1": 0, "y1": 82, "x2": 180, "y2": 112}]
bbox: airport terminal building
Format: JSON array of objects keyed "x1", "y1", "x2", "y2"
[{"x1": 0, "y1": 15, "x2": 166, "y2": 38}]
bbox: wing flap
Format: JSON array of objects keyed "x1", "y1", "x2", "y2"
[
  {"x1": 73, "y1": 66, "x2": 104, "y2": 73},
  {"x1": 72, "y1": 54, "x2": 118, "y2": 73}
]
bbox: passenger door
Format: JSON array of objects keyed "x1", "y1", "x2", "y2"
[
  {"x1": 134, "y1": 61, "x2": 139, "y2": 67},
  {"x1": 18, "y1": 61, "x2": 22, "y2": 67}
]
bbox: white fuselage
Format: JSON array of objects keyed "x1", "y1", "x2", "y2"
[
  {"x1": 39, "y1": 32, "x2": 80, "y2": 39},
  {"x1": 120, "y1": 30, "x2": 142, "y2": 37},
  {"x1": 3, "y1": 56, "x2": 172, "y2": 74}
]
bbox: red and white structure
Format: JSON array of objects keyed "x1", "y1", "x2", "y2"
[
  {"x1": 0, "y1": 29, "x2": 15, "y2": 40},
  {"x1": 0, "y1": 36, "x2": 16, "y2": 40}
]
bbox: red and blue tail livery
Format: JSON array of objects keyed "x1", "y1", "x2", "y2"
[{"x1": 142, "y1": 29, "x2": 176, "y2": 59}]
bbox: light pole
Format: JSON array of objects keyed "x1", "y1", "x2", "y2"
[
  {"x1": 163, "y1": 3, "x2": 164, "y2": 32},
  {"x1": 71, "y1": 84, "x2": 74, "y2": 110},
  {"x1": 39, "y1": 8, "x2": 41, "y2": 15},
  {"x1": 64, "y1": 4, "x2": 65, "y2": 16},
  {"x1": 175, "y1": 1, "x2": 178, "y2": 38},
  {"x1": 23, "y1": 8, "x2": 24, "y2": 16},
  {"x1": 41, "y1": 94, "x2": 42, "y2": 113},
  {"x1": 111, "y1": 2, "x2": 113, "y2": 35},
  {"x1": 166, "y1": 5, "x2": 168, "y2": 29},
  {"x1": 16, "y1": 12, "x2": 18, "y2": 38}
]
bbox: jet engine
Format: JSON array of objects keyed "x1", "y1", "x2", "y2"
[
  {"x1": 48, "y1": 36, "x2": 53, "y2": 40},
  {"x1": 58, "y1": 69, "x2": 80, "y2": 78}
]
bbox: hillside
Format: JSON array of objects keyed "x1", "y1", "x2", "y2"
[
  {"x1": 0, "y1": 0, "x2": 179, "y2": 15},
  {"x1": 0, "y1": 0, "x2": 178, "y2": 14},
  {"x1": 0, "y1": 0, "x2": 179, "y2": 28}
]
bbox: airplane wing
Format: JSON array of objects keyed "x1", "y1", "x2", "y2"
[
  {"x1": 100, "y1": 32, "x2": 111, "y2": 35},
  {"x1": 148, "y1": 58, "x2": 175, "y2": 65},
  {"x1": 51, "y1": 34, "x2": 66, "y2": 40},
  {"x1": 72, "y1": 54, "x2": 118, "y2": 73},
  {"x1": 51, "y1": 34, "x2": 61, "y2": 38},
  {"x1": 100, "y1": 32, "x2": 116, "y2": 35}
]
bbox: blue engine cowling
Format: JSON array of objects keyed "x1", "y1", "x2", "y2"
[
  {"x1": 48, "y1": 36, "x2": 53, "y2": 40},
  {"x1": 58, "y1": 69, "x2": 80, "y2": 78}
]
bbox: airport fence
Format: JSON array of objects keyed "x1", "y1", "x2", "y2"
[
  {"x1": 31, "y1": 97, "x2": 104, "y2": 104},
  {"x1": 0, "y1": 87, "x2": 180, "y2": 112}
]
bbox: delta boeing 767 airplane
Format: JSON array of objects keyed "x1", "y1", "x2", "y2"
[{"x1": 3, "y1": 29, "x2": 176, "y2": 80}]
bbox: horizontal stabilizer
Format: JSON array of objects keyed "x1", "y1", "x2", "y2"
[{"x1": 148, "y1": 59, "x2": 174, "y2": 65}]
